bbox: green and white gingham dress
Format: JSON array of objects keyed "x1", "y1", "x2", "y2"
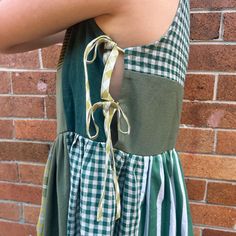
[{"x1": 36, "y1": 0, "x2": 194, "y2": 235}]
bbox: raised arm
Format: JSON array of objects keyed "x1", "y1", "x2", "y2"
[
  {"x1": 1, "y1": 29, "x2": 67, "y2": 54},
  {"x1": 0, "y1": 0, "x2": 118, "y2": 53}
]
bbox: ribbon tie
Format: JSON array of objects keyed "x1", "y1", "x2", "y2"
[{"x1": 83, "y1": 35, "x2": 131, "y2": 222}]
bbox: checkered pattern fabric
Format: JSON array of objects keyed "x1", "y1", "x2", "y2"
[
  {"x1": 122, "y1": 0, "x2": 190, "y2": 86},
  {"x1": 36, "y1": 0, "x2": 193, "y2": 234},
  {"x1": 66, "y1": 131, "x2": 146, "y2": 235}
]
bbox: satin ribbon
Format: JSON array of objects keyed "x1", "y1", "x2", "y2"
[{"x1": 83, "y1": 35, "x2": 131, "y2": 222}]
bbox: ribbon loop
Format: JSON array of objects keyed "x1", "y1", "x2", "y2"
[{"x1": 83, "y1": 35, "x2": 130, "y2": 222}]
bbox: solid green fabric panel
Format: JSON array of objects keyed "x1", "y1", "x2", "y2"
[
  {"x1": 148, "y1": 157, "x2": 162, "y2": 235},
  {"x1": 114, "y1": 70, "x2": 184, "y2": 155},
  {"x1": 61, "y1": 20, "x2": 107, "y2": 141},
  {"x1": 173, "y1": 151, "x2": 194, "y2": 236},
  {"x1": 161, "y1": 155, "x2": 172, "y2": 236},
  {"x1": 137, "y1": 197, "x2": 146, "y2": 236},
  {"x1": 43, "y1": 132, "x2": 70, "y2": 236},
  {"x1": 56, "y1": 67, "x2": 68, "y2": 134}
]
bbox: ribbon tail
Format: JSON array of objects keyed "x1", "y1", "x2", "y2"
[
  {"x1": 117, "y1": 106, "x2": 131, "y2": 135},
  {"x1": 109, "y1": 111, "x2": 121, "y2": 221},
  {"x1": 113, "y1": 169, "x2": 121, "y2": 220},
  {"x1": 97, "y1": 152, "x2": 109, "y2": 221},
  {"x1": 86, "y1": 104, "x2": 100, "y2": 140}
]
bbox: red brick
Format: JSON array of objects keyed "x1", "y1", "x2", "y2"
[
  {"x1": 188, "y1": 45, "x2": 236, "y2": 72},
  {"x1": 217, "y1": 130, "x2": 236, "y2": 155},
  {"x1": 0, "y1": 72, "x2": 11, "y2": 94},
  {"x1": 180, "y1": 153, "x2": 236, "y2": 181},
  {"x1": 190, "y1": 13, "x2": 220, "y2": 40},
  {"x1": 0, "y1": 120, "x2": 13, "y2": 138},
  {"x1": 45, "y1": 95, "x2": 56, "y2": 119},
  {"x1": 176, "y1": 128, "x2": 214, "y2": 153},
  {"x1": 23, "y1": 204, "x2": 40, "y2": 224},
  {"x1": 207, "y1": 182, "x2": 236, "y2": 206},
  {"x1": 18, "y1": 163, "x2": 45, "y2": 185},
  {"x1": 224, "y1": 13, "x2": 236, "y2": 41},
  {"x1": 0, "y1": 96, "x2": 44, "y2": 118},
  {"x1": 12, "y1": 71, "x2": 56, "y2": 95},
  {"x1": 181, "y1": 102, "x2": 236, "y2": 128},
  {"x1": 41, "y1": 44, "x2": 62, "y2": 69},
  {"x1": 0, "y1": 220, "x2": 36, "y2": 236},
  {"x1": 184, "y1": 74, "x2": 215, "y2": 101},
  {"x1": 217, "y1": 75, "x2": 236, "y2": 101},
  {"x1": 0, "y1": 182, "x2": 42, "y2": 204},
  {"x1": 0, "y1": 202, "x2": 20, "y2": 221},
  {"x1": 190, "y1": 203, "x2": 236, "y2": 228},
  {"x1": 186, "y1": 179, "x2": 206, "y2": 201},
  {"x1": 0, "y1": 162, "x2": 18, "y2": 181},
  {"x1": 0, "y1": 141, "x2": 50, "y2": 163},
  {"x1": 203, "y1": 228, "x2": 236, "y2": 236},
  {"x1": 190, "y1": 0, "x2": 236, "y2": 9},
  {"x1": 15, "y1": 120, "x2": 57, "y2": 141},
  {"x1": 0, "y1": 50, "x2": 39, "y2": 68}
]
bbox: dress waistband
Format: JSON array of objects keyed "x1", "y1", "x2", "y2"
[{"x1": 83, "y1": 35, "x2": 131, "y2": 222}]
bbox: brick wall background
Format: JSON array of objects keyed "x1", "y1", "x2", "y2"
[{"x1": 0, "y1": 0, "x2": 236, "y2": 235}]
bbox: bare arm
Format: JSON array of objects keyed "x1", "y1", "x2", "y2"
[
  {"x1": 0, "y1": 0, "x2": 118, "y2": 53},
  {"x1": 2, "y1": 30, "x2": 66, "y2": 54}
]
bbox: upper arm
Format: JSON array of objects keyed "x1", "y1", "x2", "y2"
[{"x1": 0, "y1": 0, "x2": 119, "y2": 52}]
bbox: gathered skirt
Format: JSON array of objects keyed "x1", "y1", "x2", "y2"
[{"x1": 36, "y1": 131, "x2": 194, "y2": 236}]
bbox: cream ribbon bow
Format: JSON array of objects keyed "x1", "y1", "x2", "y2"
[{"x1": 83, "y1": 35, "x2": 131, "y2": 222}]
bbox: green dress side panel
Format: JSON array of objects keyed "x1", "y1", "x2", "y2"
[
  {"x1": 42, "y1": 132, "x2": 70, "y2": 236},
  {"x1": 56, "y1": 66, "x2": 68, "y2": 134},
  {"x1": 114, "y1": 70, "x2": 184, "y2": 156},
  {"x1": 56, "y1": 26, "x2": 73, "y2": 134},
  {"x1": 61, "y1": 20, "x2": 107, "y2": 141}
]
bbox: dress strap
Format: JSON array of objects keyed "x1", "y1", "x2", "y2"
[{"x1": 83, "y1": 34, "x2": 131, "y2": 222}]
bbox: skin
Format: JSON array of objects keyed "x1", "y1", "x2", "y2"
[{"x1": 0, "y1": 0, "x2": 180, "y2": 100}]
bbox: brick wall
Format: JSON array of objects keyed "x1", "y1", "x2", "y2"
[
  {"x1": 176, "y1": 0, "x2": 236, "y2": 235},
  {"x1": 0, "y1": 43, "x2": 61, "y2": 235},
  {"x1": 0, "y1": 0, "x2": 236, "y2": 235}
]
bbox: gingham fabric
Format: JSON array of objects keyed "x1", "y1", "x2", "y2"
[
  {"x1": 36, "y1": 0, "x2": 194, "y2": 234},
  {"x1": 65, "y1": 131, "x2": 193, "y2": 236},
  {"x1": 66, "y1": 131, "x2": 145, "y2": 235},
  {"x1": 122, "y1": 0, "x2": 190, "y2": 86}
]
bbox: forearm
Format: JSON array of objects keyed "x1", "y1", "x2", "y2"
[
  {"x1": 1, "y1": 30, "x2": 66, "y2": 54},
  {"x1": 0, "y1": 0, "x2": 118, "y2": 52}
]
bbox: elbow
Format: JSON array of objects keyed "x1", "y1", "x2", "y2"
[
  {"x1": 0, "y1": 48, "x2": 11, "y2": 54},
  {"x1": 0, "y1": 43, "x2": 13, "y2": 54},
  {"x1": 0, "y1": 32, "x2": 19, "y2": 54},
  {"x1": 0, "y1": 38, "x2": 10, "y2": 54},
  {"x1": 0, "y1": 43, "x2": 25, "y2": 54},
  {"x1": 0, "y1": 46, "x2": 8, "y2": 54},
  {"x1": 0, "y1": 38, "x2": 20, "y2": 54}
]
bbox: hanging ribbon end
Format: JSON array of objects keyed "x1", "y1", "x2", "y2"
[
  {"x1": 115, "y1": 201, "x2": 121, "y2": 220},
  {"x1": 97, "y1": 203, "x2": 103, "y2": 222},
  {"x1": 113, "y1": 174, "x2": 121, "y2": 221}
]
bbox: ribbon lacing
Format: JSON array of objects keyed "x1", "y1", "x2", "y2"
[{"x1": 83, "y1": 35, "x2": 131, "y2": 222}]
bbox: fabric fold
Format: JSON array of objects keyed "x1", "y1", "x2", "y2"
[{"x1": 36, "y1": 132, "x2": 71, "y2": 236}]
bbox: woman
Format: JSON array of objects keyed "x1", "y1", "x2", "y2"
[{"x1": 0, "y1": 0, "x2": 194, "y2": 235}]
